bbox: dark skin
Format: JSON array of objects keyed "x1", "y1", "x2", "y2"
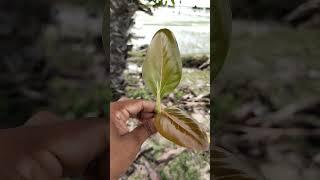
[{"x1": 0, "y1": 99, "x2": 156, "y2": 180}]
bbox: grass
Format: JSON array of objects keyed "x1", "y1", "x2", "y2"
[
  {"x1": 162, "y1": 151, "x2": 209, "y2": 180},
  {"x1": 180, "y1": 68, "x2": 210, "y2": 96}
]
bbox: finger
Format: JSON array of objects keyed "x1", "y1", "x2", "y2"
[
  {"x1": 17, "y1": 156, "x2": 60, "y2": 180},
  {"x1": 112, "y1": 120, "x2": 129, "y2": 135},
  {"x1": 111, "y1": 110, "x2": 129, "y2": 135},
  {"x1": 111, "y1": 100, "x2": 155, "y2": 134},
  {"x1": 138, "y1": 112, "x2": 154, "y2": 121},
  {"x1": 24, "y1": 111, "x2": 63, "y2": 127},
  {"x1": 119, "y1": 100, "x2": 155, "y2": 118},
  {"x1": 111, "y1": 99, "x2": 156, "y2": 137},
  {"x1": 3, "y1": 118, "x2": 107, "y2": 178},
  {"x1": 40, "y1": 118, "x2": 107, "y2": 176}
]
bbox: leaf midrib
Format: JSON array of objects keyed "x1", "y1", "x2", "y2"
[
  {"x1": 162, "y1": 110, "x2": 204, "y2": 146},
  {"x1": 159, "y1": 33, "x2": 164, "y2": 99}
]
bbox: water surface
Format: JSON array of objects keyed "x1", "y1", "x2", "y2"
[{"x1": 130, "y1": 5, "x2": 210, "y2": 55}]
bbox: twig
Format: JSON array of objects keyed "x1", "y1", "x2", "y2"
[
  {"x1": 247, "y1": 97, "x2": 320, "y2": 126},
  {"x1": 143, "y1": 159, "x2": 160, "y2": 180},
  {"x1": 135, "y1": 147, "x2": 153, "y2": 162},
  {"x1": 156, "y1": 147, "x2": 187, "y2": 165},
  {"x1": 136, "y1": 1, "x2": 153, "y2": 15}
]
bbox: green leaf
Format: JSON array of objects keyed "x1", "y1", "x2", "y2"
[
  {"x1": 155, "y1": 107, "x2": 209, "y2": 151},
  {"x1": 142, "y1": 29, "x2": 208, "y2": 151},
  {"x1": 212, "y1": 0, "x2": 232, "y2": 80},
  {"x1": 142, "y1": 29, "x2": 182, "y2": 112},
  {"x1": 213, "y1": 146, "x2": 265, "y2": 180},
  {"x1": 153, "y1": 0, "x2": 163, "y2": 7}
]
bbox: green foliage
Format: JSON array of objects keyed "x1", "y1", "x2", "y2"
[
  {"x1": 159, "y1": 170, "x2": 169, "y2": 180},
  {"x1": 126, "y1": 87, "x2": 153, "y2": 100},
  {"x1": 146, "y1": 0, "x2": 175, "y2": 7},
  {"x1": 164, "y1": 152, "x2": 203, "y2": 180}
]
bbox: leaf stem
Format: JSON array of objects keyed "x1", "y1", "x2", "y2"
[{"x1": 156, "y1": 84, "x2": 161, "y2": 113}]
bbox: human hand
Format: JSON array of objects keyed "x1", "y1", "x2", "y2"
[
  {"x1": 0, "y1": 111, "x2": 106, "y2": 179},
  {"x1": 110, "y1": 98, "x2": 156, "y2": 180},
  {"x1": 0, "y1": 99, "x2": 155, "y2": 180}
]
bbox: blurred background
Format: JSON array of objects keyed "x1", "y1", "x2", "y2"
[
  {"x1": 2, "y1": 0, "x2": 319, "y2": 179},
  {"x1": 215, "y1": 0, "x2": 320, "y2": 180},
  {"x1": 0, "y1": 0, "x2": 107, "y2": 128},
  {"x1": 111, "y1": 0, "x2": 210, "y2": 179}
]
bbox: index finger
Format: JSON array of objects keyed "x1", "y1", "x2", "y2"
[{"x1": 115, "y1": 99, "x2": 155, "y2": 118}]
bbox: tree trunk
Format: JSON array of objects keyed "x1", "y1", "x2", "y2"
[
  {"x1": 0, "y1": 0, "x2": 52, "y2": 127},
  {"x1": 110, "y1": 0, "x2": 151, "y2": 100},
  {"x1": 110, "y1": 0, "x2": 137, "y2": 100}
]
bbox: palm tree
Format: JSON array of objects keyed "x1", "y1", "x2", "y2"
[
  {"x1": 0, "y1": 0, "x2": 52, "y2": 127},
  {"x1": 108, "y1": 0, "x2": 152, "y2": 100}
]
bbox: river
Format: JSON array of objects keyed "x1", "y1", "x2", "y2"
[{"x1": 129, "y1": 1, "x2": 210, "y2": 55}]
